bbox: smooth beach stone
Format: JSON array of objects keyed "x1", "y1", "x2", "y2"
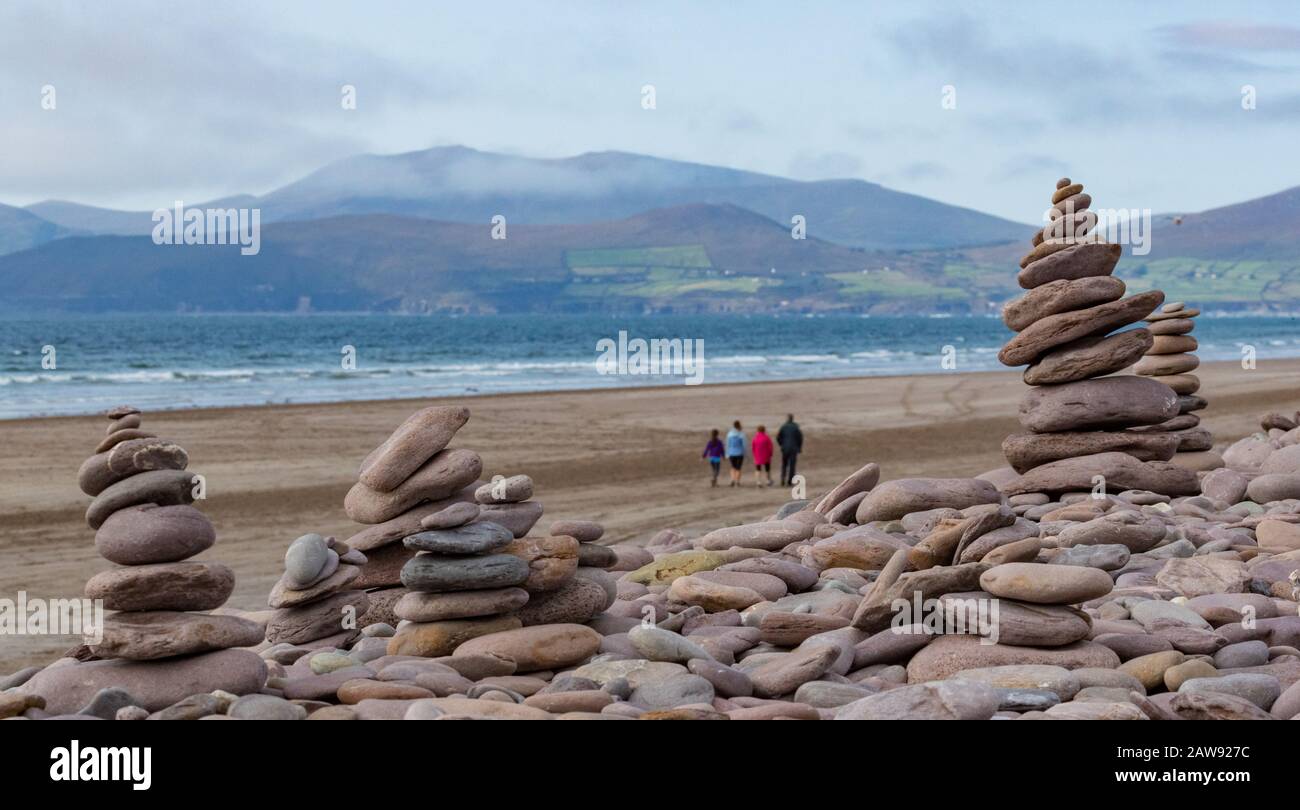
[
  {"x1": 1130, "y1": 600, "x2": 1210, "y2": 631},
  {"x1": 1002, "y1": 276, "x2": 1126, "y2": 332},
  {"x1": 308, "y1": 651, "x2": 356, "y2": 674},
  {"x1": 693, "y1": 570, "x2": 787, "y2": 602},
  {"x1": 1003, "y1": 453, "x2": 1199, "y2": 498},
  {"x1": 721, "y1": 557, "x2": 819, "y2": 592},
  {"x1": 475, "y1": 475, "x2": 534, "y2": 504},
  {"x1": 1185, "y1": 594, "x2": 1277, "y2": 626},
  {"x1": 268, "y1": 564, "x2": 360, "y2": 608},
  {"x1": 626, "y1": 550, "x2": 729, "y2": 585},
  {"x1": 695, "y1": 520, "x2": 813, "y2": 551},
  {"x1": 400, "y1": 552, "x2": 530, "y2": 593},
  {"x1": 84, "y1": 561, "x2": 235, "y2": 612},
  {"x1": 345, "y1": 487, "x2": 477, "y2": 551},
  {"x1": 284, "y1": 533, "x2": 332, "y2": 589},
  {"x1": 1023, "y1": 328, "x2": 1152, "y2": 386},
  {"x1": 1149, "y1": 317, "x2": 1195, "y2": 336},
  {"x1": 1019, "y1": 376, "x2": 1178, "y2": 433},
  {"x1": 93, "y1": 503, "x2": 214, "y2": 564},
  {"x1": 687, "y1": 658, "x2": 752, "y2": 697},
  {"x1": 1017, "y1": 241, "x2": 1122, "y2": 287},
  {"x1": 1180, "y1": 674, "x2": 1281, "y2": 709},
  {"x1": 851, "y1": 560, "x2": 989, "y2": 632},
  {"x1": 1117, "y1": 650, "x2": 1187, "y2": 689},
  {"x1": 228, "y1": 693, "x2": 307, "y2": 721},
  {"x1": 1135, "y1": 352, "x2": 1199, "y2": 376},
  {"x1": 1043, "y1": 543, "x2": 1130, "y2": 571},
  {"x1": 1002, "y1": 431, "x2": 1178, "y2": 475},
  {"x1": 627, "y1": 673, "x2": 715, "y2": 710},
  {"x1": 668, "y1": 575, "x2": 765, "y2": 612},
  {"x1": 393, "y1": 587, "x2": 529, "y2": 622},
  {"x1": 1257, "y1": 519, "x2": 1300, "y2": 552},
  {"x1": 1247, "y1": 474, "x2": 1300, "y2": 504},
  {"x1": 807, "y1": 529, "x2": 908, "y2": 571},
  {"x1": 572, "y1": 545, "x2": 616, "y2": 574},
  {"x1": 404, "y1": 521, "x2": 514, "y2": 554},
  {"x1": 1262, "y1": 444, "x2": 1300, "y2": 474},
  {"x1": 18, "y1": 649, "x2": 266, "y2": 714},
  {"x1": 76, "y1": 687, "x2": 140, "y2": 720},
  {"x1": 358, "y1": 405, "x2": 469, "y2": 492},
  {"x1": 90, "y1": 611, "x2": 265, "y2": 660},
  {"x1": 1200, "y1": 469, "x2": 1250, "y2": 504},
  {"x1": 628, "y1": 624, "x2": 713, "y2": 663},
  {"x1": 477, "y1": 501, "x2": 544, "y2": 538},
  {"x1": 386, "y1": 615, "x2": 523, "y2": 658},
  {"x1": 905, "y1": 635, "x2": 1120, "y2": 682},
  {"x1": 1093, "y1": 633, "x2": 1174, "y2": 661},
  {"x1": 547, "y1": 519, "x2": 604, "y2": 543},
  {"x1": 94, "y1": 428, "x2": 157, "y2": 454},
  {"x1": 1000, "y1": 290, "x2": 1161, "y2": 366},
  {"x1": 855, "y1": 478, "x2": 1002, "y2": 524},
  {"x1": 1149, "y1": 333, "x2": 1197, "y2": 353},
  {"x1": 836, "y1": 679, "x2": 998, "y2": 720},
  {"x1": 1215, "y1": 641, "x2": 1271, "y2": 669},
  {"x1": 86, "y1": 470, "x2": 199, "y2": 530},
  {"x1": 747, "y1": 645, "x2": 840, "y2": 698},
  {"x1": 105, "y1": 405, "x2": 141, "y2": 420},
  {"x1": 980, "y1": 563, "x2": 1113, "y2": 605},
  {"x1": 106, "y1": 412, "x2": 142, "y2": 432},
  {"x1": 1056, "y1": 513, "x2": 1167, "y2": 553},
  {"x1": 265, "y1": 590, "x2": 370, "y2": 645},
  {"x1": 1166, "y1": 691, "x2": 1274, "y2": 720},
  {"x1": 419, "y1": 500, "x2": 481, "y2": 530},
  {"x1": 940, "y1": 592, "x2": 1090, "y2": 647},
  {"x1": 1162, "y1": 659, "x2": 1218, "y2": 691},
  {"x1": 77, "y1": 437, "x2": 189, "y2": 497},
  {"x1": 1154, "y1": 557, "x2": 1248, "y2": 597},
  {"x1": 345, "y1": 448, "x2": 483, "y2": 524},
  {"x1": 503, "y1": 534, "x2": 579, "y2": 592},
  {"x1": 812, "y1": 462, "x2": 882, "y2": 513},
  {"x1": 514, "y1": 577, "x2": 607, "y2": 626},
  {"x1": 453, "y1": 624, "x2": 602, "y2": 672},
  {"x1": 953, "y1": 665, "x2": 1080, "y2": 700}
]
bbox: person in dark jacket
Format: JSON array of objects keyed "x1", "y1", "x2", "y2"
[{"x1": 776, "y1": 414, "x2": 803, "y2": 487}]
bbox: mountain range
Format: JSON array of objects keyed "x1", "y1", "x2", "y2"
[{"x1": 1, "y1": 146, "x2": 1297, "y2": 314}]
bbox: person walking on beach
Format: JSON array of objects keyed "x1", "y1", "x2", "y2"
[
  {"x1": 702, "y1": 429, "x2": 724, "y2": 487},
  {"x1": 751, "y1": 425, "x2": 774, "y2": 487},
  {"x1": 725, "y1": 420, "x2": 747, "y2": 487},
  {"x1": 777, "y1": 414, "x2": 803, "y2": 487}
]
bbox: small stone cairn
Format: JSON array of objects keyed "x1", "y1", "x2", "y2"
[{"x1": 1132, "y1": 301, "x2": 1221, "y2": 470}]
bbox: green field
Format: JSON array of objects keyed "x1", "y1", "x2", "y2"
[
  {"x1": 829, "y1": 269, "x2": 966, "y2": 300},
  {"x1": 566, "y1": 245, "x2": 712, "y2": 270},
  {"x1": 1121, "y1": 258, "x2": 1300, "y2": 303}
]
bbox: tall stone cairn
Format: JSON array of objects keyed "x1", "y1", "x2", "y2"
[
  {"x1": 11, "y1": 406, "x2": 268, "y2": 715},
  {"x1": 1131, "y1": 302, "x2": 1222, "y2": 471},
  {"x1": 998, "y1": 178, "x2": 1200, "y2": 498}
]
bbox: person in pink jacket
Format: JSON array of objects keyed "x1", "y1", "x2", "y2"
[{"x1": 751, "y1": 425, "x2": 775, "y2": 487}]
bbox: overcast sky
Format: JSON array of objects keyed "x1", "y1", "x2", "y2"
[{"x1": 3, "y1": 0, "x2": 1299, "y2": 222}]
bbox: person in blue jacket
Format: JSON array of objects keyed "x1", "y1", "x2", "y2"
[{"x1": 724, "y1": 420, "x2": 747, "y2": 487}]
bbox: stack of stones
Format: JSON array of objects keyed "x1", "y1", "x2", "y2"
[
  {"x1": 76, "y1": 407, "x2": 263, "y2": 662},
  {"x1": 12, "y1": 406, "x2": 267, "y2": 715},
  {"x1": 1132, "y1": 302, "x2": 1220, "y2": 471},
  {"x1": 338, "y1": 405, "x2": 486, "y2": 628},
  {"x1": 998, "y1": 178, "x2": 1199, "y2": 498},
  {"x1": 264, "y1": 533, "x2": 370, "y2": 648}
]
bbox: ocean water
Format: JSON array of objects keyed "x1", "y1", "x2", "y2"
[{"x1": 1, "y1": 313, "x2": 1296, "y2": 419}]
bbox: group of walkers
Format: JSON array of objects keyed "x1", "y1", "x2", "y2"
[{"x1": 702, "y1": 414, "x2": 803, "y2": 488}]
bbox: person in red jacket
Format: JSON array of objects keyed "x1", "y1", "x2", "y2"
[{"x1": 751, "y1": 425, "x2": 774, "y2": 487}]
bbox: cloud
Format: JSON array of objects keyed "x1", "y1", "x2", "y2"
[{"x1": 1155, "y1": 21, "x2": 1300, "y2": 51}]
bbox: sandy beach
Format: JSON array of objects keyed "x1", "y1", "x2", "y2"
[{"x1": 2, "y1": 358, "x2": 1298, "y2": 669}]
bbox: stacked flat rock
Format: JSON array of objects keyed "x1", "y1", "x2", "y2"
[
  {"x1": 998, "y1": 178, "x2": 1197, "y2": 498},
  {"x1": 12, "y1": 406, "x2": 268, "y2": 716},
  {"x1": 264, "y1": 533, "x2": 370, "y2": 648},
  {"x1": 1131, "y1": 302, "x2": 1221, "y2": 471}
]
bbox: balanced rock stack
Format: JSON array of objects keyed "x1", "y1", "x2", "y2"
[
  {"x1": 14, "y1": 406, "x2": 267, "y2": 715},
  {"x1": 264, "y1": 533, "x2": 370, "y2": 648},
  {"x1": 1131, "y1": 302, "x2": 1221, "y2": 471},
  {"x1": 998, "y1": 178, "x2": 1199, "y2": 498}
]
